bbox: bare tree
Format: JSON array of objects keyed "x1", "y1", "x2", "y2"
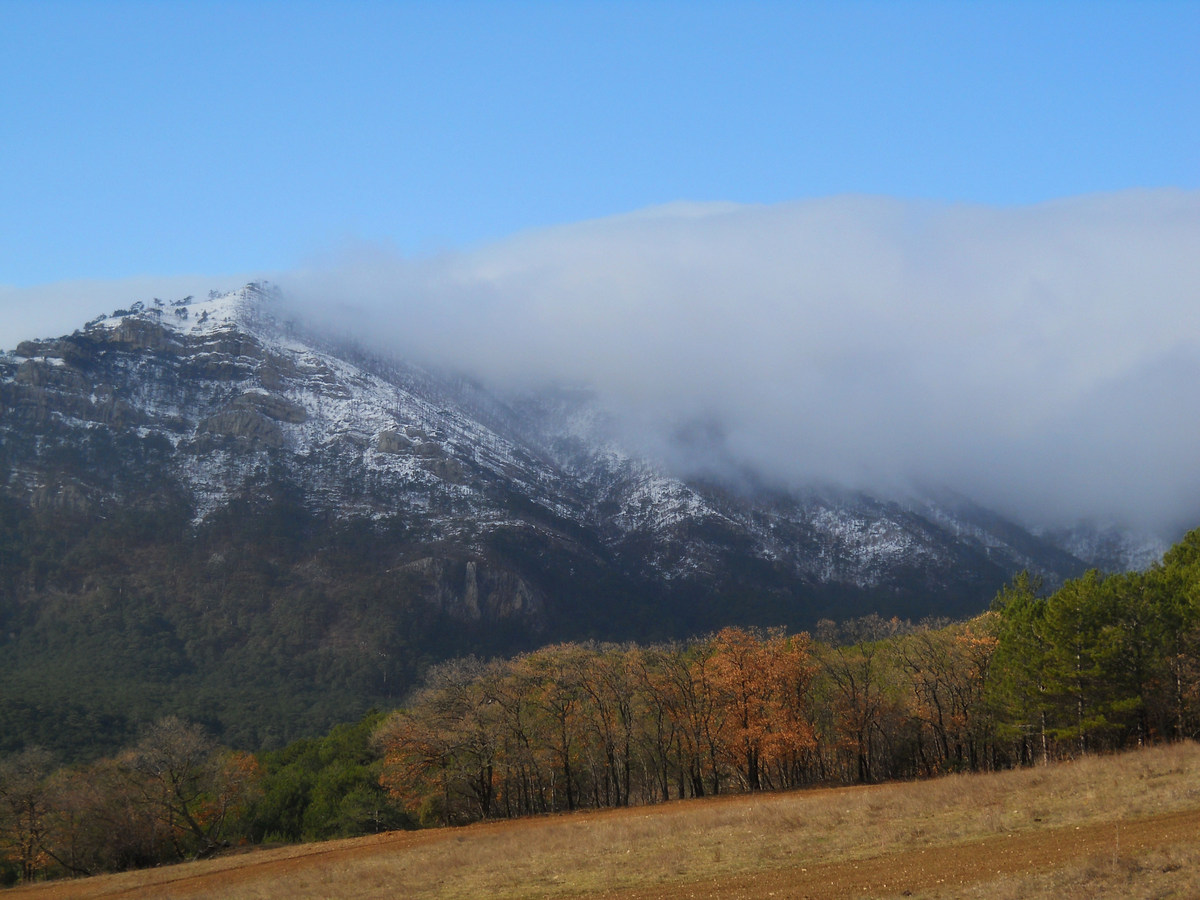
[
  {"x1": 124, "y1": 717, "x2": 259, "y2": 860},
  {"x1": 0, "y1": 747, "x2": 54, "y2": 881}
]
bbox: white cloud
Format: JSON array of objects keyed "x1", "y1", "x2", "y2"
[
  {"x1": 4, "y1": 192, "x2": 1197, "y2": 534},
  {"x1": 281, "y1": 190, "x2": 1200, "y2": 533}
]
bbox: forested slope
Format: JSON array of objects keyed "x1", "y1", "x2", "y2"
[{"x1": 4, "y1": 528, "x2": 1198, "y2": 883}]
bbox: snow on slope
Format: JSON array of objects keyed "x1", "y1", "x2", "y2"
[{"x1": 3, "y1": 283, "x2": 1144, "y2": 599}]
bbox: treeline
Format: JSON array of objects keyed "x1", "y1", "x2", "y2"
[
  {"x1": 4, "y1": 529, "x2": 1200, "y2": 882},
  {"x1": 377, "y1": 530, "x2": 1200, "y2": 825},
  {"x1": 0, "y1": 713, "x2": 406, "y2": 885},
  {"x1": 376, "y1": 620, "x2": 989, "y2": 825},
  {"x1": 0, "y1": 717, "x2": 260, "y2": 883}
]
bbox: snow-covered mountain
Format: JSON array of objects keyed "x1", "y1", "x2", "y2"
[
  {"x1": 1, "y1": 283, "x2": 1175, "y2": 753},
  {"x1": 2, "y1": 283, "x2": 1156, "y2": 625}
]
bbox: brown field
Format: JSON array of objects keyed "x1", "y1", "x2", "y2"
[{"x1": 8, "y1": 742, "x2": 1200, "y2": 899}]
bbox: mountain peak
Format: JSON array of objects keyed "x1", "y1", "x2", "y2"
[{"x1": 74, "y1": 282, "x2": 280, "y2": 342}]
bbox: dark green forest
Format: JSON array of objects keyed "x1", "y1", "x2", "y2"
[
  {"x1": 0, "y1": 488, "x2": 526, "y2": 760},
  {"x1": 0, "y1": 487, "x2": 983, "y2": 764}
]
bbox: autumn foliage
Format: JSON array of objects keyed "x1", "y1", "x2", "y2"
[
  {"x1": 376, "y1": 535, "x2": 1200, "y2": 828},
  {"x1": 375, "y1": 622, "x2": 994, "y2": 826}
]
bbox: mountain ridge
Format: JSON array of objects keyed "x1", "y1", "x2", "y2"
[{"x1": 0, "y1": 284, "x2": 1170, "y2": 756}]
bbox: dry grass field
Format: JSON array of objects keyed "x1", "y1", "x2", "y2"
[{"x1": 8, "y1": 742, "x2": 1200, "y2": 900}]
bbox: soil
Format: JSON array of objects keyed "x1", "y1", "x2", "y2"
[
  {"x1": 7, "y1": 804, "x2": 1199, "y2": 899},
  {"x1": 596, "y1": 807, "x2": 1200, "y2": 899}
]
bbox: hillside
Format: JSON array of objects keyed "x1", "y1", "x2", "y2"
[
  {"x1": 0, "y1": 285, "x2": 1158, "y2": 757},
  {"x1": 7, "y1": 741, "x2": 1200, "y2": 899}
]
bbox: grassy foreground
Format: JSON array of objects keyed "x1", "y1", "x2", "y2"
[{"x1": 8, "y1": 741, "x2": 1200, "y2": 899}]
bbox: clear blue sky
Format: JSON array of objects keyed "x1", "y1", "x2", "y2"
[{"x1": 1, "y1": 0, "x2": 1197, "y2": 286}]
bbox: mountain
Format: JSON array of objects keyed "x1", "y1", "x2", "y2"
[{"x1": 0, "y1": 285, "x2": 1158, "y2": 757}]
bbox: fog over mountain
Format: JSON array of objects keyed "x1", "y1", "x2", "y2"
[
  {"x1": 279, "y1": 190, "x2": 1200, "y2": 537},
  {"x1": 2, "y1": 191, "x2": 1196, "y2": 537}
]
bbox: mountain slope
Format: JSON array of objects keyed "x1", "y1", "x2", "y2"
[{"x1": 0, "y1": 285, "x2": 1119, "y2": 757}]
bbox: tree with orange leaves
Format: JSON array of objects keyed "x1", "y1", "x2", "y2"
[
  {"x1": 708, "y1": 628, "x2": 818, "y2": 791},
  {"x1": 376, "y1": 657, "x2": 500, "y2": 825}
]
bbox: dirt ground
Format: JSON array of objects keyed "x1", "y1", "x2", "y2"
[
  {"x1": 595, "y1": 807, "x2": 1200, "y2": 899},
  {"x1": 7, "y1": 803, "x2": 1200, "y2": 900}
]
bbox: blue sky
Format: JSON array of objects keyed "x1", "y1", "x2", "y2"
[{"x1": 2, "y1": 1, "x2": 1196, "y2": 285}]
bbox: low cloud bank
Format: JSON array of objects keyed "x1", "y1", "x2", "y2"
[
  {"x1": 3, "y1": 193, "x2": 1196, "y2": 535},
  {"x1": 282, "y1": 191, "x2": 1200, "y2": 535}
]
